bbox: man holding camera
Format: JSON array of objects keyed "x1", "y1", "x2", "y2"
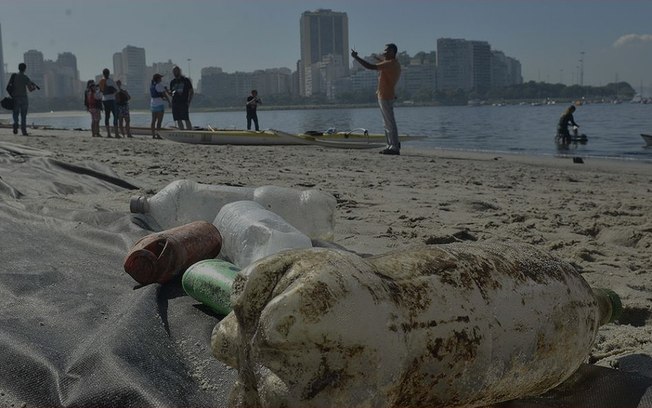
[
  {"x1": 351, "y1": 43, "x2": 402, "y2": 155},
  {"x1": 6, "y1": 63, "x2": 39, "y2": 136},
  {"x1": 246, "y1": 89, "x2": 262, "y2": 131}
]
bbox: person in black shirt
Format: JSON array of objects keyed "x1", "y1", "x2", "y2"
[
  {"x1": 246, "y1": 89, "x2": 262, "y2": 131},
  {"x1": 169, "y1": 66, "x2": 194, "y2": 130},
  {"x1": 7, "y1": 63, "x2": 39, "y2": 135},
  {"x1": 556, "y1": 105, "x2": 579, "y2": 144}
]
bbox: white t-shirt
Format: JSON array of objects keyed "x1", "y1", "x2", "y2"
[
  {"x1": 150, "y1": 83, "x2": 167, "y2": 108},
  {"x1": 100, "y1": 77, "x2": 117, "y2": 101}
]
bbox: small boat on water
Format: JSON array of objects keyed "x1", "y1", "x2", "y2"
[
  {"x1": 641, "y1": 134, "x2": 652, "y2": 146},
  {"x1": 157, "y1": 127, "x2": 426, "y2": 148}
]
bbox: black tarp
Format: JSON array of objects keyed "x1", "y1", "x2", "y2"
[{"x1": 0, "y1": 142, "x2": 234, "y2": 407}]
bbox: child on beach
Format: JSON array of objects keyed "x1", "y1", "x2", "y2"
[
  {"x1": 84, "y1": 80, "x2": 103, "y2": 137},
  {"x1": 150, "y1": 73, "x2": 169, "y2": 140},
  {"x1": 115, "y1": 80, "x2": 133, "y2": 138}
]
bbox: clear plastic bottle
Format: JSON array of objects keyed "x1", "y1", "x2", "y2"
[
  {"x1": 253, "y1": 186, "x2": 337, "y2": 241},
  {"x1": 214, "y1": 200, "x2": 312, "y2": 269},
  {"x1": 211, "y1": 243, "x2": 622, "y2": 408},
  {"x1": 130, "y1": 180, "x2": 336, "y2": 240},
  {"x1": 130, "y1": 180, "x2": 254, "y2": 231},
  {"x1": 182, "y1": 259, "x2": 240, "y2": 316}
]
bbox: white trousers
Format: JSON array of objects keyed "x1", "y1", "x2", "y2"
[{"x1": 378, "y1": 98, "x2": 400, "y2": 151}]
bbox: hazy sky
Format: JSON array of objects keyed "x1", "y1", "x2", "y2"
[{"x1": 1, "y1": 0, "x2": 651, "y2": 89}]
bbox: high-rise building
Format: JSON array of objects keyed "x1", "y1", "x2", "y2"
[
  {"x1": 57, "y1": 52, "x2": 78, "y2": 78},
  {"x1": 401, "y1": 62, "x2": 436, "y2": 97},
  {"x1": 200, "y1": 67, "x2": 292, "y2": 101},
  {"x1": 299, "y1": 9, "x2": 349, "y2": 97},
  {"x1": 17, "y1": 50, "x2": 80, "y2": 98},
  {"x1": 0, "y1": 23, "x2": 5, "y2": 97},
  {"x1": 506, "y1": 56, "x2": 523, "y2": 86},
  {"x1": 24, "y1": 50, "x2": 45, "y2": 82},
  {"x1": 436, "y1": 38, "x2": 473, "y2": 92},
  {"x1": 436, "y1": 38, "x2": 490, "y2": 93},
  {"x1": 253, "y1": 68, "x2": 292, "y2": 96},
  {"x1": 49, "y1": 52, "x2": 80, "y2": 97},
  {"x1": 491, "y1": 50, "x2": 509, "y2": 88},
  {"x1": 470, "y1": 41, "x2": 491, "y2": 93},
  {"x1": 152, "y1": 60, "x2": 176, "y2": 80},
  {"x1": 23, "y1": 50, "x2": 45, "y2": 96},
  {"x1": 491, "y1": 50, "x2": 523, "y2": 89},
  {"x1": 112, "y1": 52, "x2": 124, "y2": 81},
  {"x1": 115, "y1": 45, "x2": 146, "y2": 98}
]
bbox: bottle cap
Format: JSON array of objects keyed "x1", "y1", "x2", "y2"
[{"x1": 130, "y1": 196, "x2": 149, "y2": 213}]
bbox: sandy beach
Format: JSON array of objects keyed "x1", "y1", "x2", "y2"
[{"x1": 1, "y1": 126, "x2": 651, "y2": 405}]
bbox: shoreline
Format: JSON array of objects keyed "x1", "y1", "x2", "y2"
[{"x1": 1, "y1": 121, "x2": 651, "y2": 165}]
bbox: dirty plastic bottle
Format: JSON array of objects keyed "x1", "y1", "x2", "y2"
[
  {"x1": 182, "y1": 259, "x2": 240, "y2": 316},
  {"x1": 123, "y1": 221, "x2": 222, "y2": 285},
  {"x1": 130, "y1": 180, "x2": 254, "y2": 231},
  {"x1": 210, "y1": 243, "x2": 622, "y2": 408},
  {"x1": 253, "y1": 186, "x2": 337, "y2": 241},
  {"x1": 130, "y1": 180, "x2": 336, "y2": 240},
  {"x1": 214, "y1": 200, "x2": 312, "y2": 269}
]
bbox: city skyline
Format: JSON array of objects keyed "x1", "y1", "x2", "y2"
[{"x1": 1, "y1": 1, "x2": 651, "y2": 91}]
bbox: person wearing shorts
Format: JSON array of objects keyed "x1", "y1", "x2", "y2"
[
  {"x1": 169, "y1": 66, "x2": 194, "y2": 129},
  {"x1": 150, "y1": 73, "x2": 169, "y2": 139},
  {"x1": 115, "y1": 80, "x2": 132, "y2": 138},
  {"x1": 84, "y1": 80, "x2": 103, "y2": 137},
  {"x1": 99, "y1": 68, "x2": 120, "y2": 138}
]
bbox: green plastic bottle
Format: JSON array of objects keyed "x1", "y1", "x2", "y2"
[{"x1": 182, "y1": 259, "x2": 240, "y2": 315}]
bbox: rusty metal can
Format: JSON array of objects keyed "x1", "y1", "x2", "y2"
[{"x1": 124, "y1": 221, "x2": 222, "y2": 285}]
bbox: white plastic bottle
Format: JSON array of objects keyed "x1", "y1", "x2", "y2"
[
  {"x1": 211, "y1": 243, "x2": 622, "y2": 408},
  {"x1": 130, "y1": 180, "x2": 336, "y2": 240},
  {"x1": 253, "y1": 186, "x2": 337, "y2": 241},
  {"x1": 130, "y1": 180, "x2": 254, "y2": 230},
  {"x1": 214, "y1": 200, "x2": 312, "y2": 269}
]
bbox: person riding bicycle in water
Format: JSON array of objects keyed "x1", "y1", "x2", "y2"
[{"x1": 557, "y1": 105, "x2": 579, "y2": 144}]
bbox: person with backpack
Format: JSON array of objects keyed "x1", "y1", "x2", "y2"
[
  {"x1": 84, "y1": 80, "x2": 103, "y2": 137},
  {"x1": 6, "y1": 63, "x2": 39, "y2": 136},
  {"x1": 98, "y1": 68, "x2": 120, "y2": 138},
  {"x1": 115, "y1": 80, "x2": 133, "y2": 138}
]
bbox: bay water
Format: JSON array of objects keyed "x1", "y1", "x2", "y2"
[{"x1": 3, "y1": 103, "x2": 651, "y2": 162}]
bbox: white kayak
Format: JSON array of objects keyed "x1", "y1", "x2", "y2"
[{"x1": 158, "y1": 128, "x2": 425, "y2": 148}]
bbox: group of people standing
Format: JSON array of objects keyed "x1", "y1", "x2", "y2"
[
  {"x1": 83, "y1": 66, "x2": 194, "y2": 140},
  {"x1": 149, "y1": 66, "x2": 194, "y2": 139},
  {"x1": 9, "y1": 42, "x2": 403, "y2": 153},
  {"x1": 84, "y1": 68, "x2": 132, "y2": 138}
]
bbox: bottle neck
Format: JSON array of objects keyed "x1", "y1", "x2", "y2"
[
  {"x1": 593, "y1": 288, "x2": 622, "y2": 326},
  {"x1": 129, "y1": 196, "x2": 150, "y2": 214}
]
